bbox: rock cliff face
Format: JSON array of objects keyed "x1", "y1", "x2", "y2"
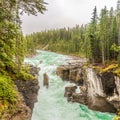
[
  {"x1": 14, "y1": 66, "x2": 40, "y2": 119},
  {"x1": 57, "y1": 60, "x2": 120, "y2": 113},
  {"x1": 15, "y1": 79, "x2": 39, "y2": 110},
  {"x1": 56, "y1": 61, "x2": 84, "y2": 85}
]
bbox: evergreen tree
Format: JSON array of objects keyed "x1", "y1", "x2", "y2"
[
  {"x1": 99, "y1": 6, "x2": 109, "y2": 64},
  {"x1": 89, "y1": 6, "x2": 100, "y2": 63},
  {"x1": 0, "y1": 0, "x2": 46, "y2": 74},
  {"x1": 25, "y1": 1, "x2": 120, "y2": 65},
  {"x1": 117, "y1": 0, "x2": 120, "y2": 65}
]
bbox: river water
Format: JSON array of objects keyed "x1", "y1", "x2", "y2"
[{"x1": 25, "y1": 50, "x2": 114, "y2": 120}]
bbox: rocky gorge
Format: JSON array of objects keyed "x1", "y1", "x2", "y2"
[
  {"x1": 22, "y1": 50, "x2": 115, "y2": 120},
  {"x1": 56, "y1": 59, "x2": 120, "y2": 114}
]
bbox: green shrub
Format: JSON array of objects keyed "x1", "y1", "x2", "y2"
[
  {"x1": 0, "y1": 76, "x2": 17, "y2": 103},
  {"x1": 17, "y1": 70, "x2": 34, "y2": 81}
]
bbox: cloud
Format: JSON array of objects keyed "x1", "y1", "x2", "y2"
[{"x1": 21, "y1": 0, "x2": 118, "y2": 35}]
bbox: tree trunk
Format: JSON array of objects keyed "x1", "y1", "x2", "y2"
[
  {"x1": 102, "y1": 47, "x2": 105, "y2": 65},
  {"x1": 101, "y1": 38, "x2": 105, "y2": 65}
]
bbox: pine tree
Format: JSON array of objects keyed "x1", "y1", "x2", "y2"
[
  {"x1": 0, "y1": 0, "x2": 47, "y2": 74},
  {"x1": 88, "y1": 6, "x2": 101, "y2": 63},
  {"x1": 117, "y1": 0, "x2": 120, "y2": 65},
  {"x1": 99, "y1": 6, "x2": 109, "y2": 64}
]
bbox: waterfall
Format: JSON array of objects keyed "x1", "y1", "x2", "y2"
[{"x1": 87, "y1": 68, "x2": 104, "y2": 97}]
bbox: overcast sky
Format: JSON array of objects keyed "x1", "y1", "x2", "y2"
[{"x1": 21, "y1": 0, "x2": 118, "y2": 35}]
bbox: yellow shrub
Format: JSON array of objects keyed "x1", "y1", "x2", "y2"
[
  {"x1": 102, "y1": 64, "x2": 118, "y2": 73},
  {"x1": 113, "y1": 116, "x2": 120, "y2": 120},
  {"x1": 114, "y1": 68, "x2": 120, "y2": 77}
]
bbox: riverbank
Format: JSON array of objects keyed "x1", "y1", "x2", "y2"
[
  {"x1": 0, "y1": 65, "x2": 40, "y2": 120},
  {"x1": 56, "y1": 57, "x2": 120, "y2": 119}
]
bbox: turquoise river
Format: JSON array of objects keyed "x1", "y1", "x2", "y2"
[{"x1": 25, "y1": 50, "x2": 114, "y2": 120}]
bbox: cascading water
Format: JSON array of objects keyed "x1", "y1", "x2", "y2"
[
  {"x1": 87, "y1": 68, "x2": 104, "y2": 97},
  {"x1": 25, "y1": 50, "x2": 114, "y2": 120}
]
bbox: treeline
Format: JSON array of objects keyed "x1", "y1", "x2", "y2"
[
  {"x1": 26, "y1": 25, "x2": 87, "y2": 56},
  {"x1": 0, "y1": 0, "x2": 46, "y2": 77},
  {"x1": 26, "y1": 2, "x2": 120, "y2": 64}
]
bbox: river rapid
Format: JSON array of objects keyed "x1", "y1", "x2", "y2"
[{"x1": 25, "y1": 50, "x2": 114, "y2": 120}]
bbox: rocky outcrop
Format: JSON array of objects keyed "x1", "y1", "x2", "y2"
[
  {"x1": 57, "y1": 60, "x2": 120, "y2": 113},
  {"x1": 56, "y1": 65, "x2": 70, "y2": 81},
  {"x1": 43, "y1": 73, "x2": 49, "y2": 88},
  {"x1": 29, "y1": 65, "x2": 40, "y2": 78},
  {"x1": 14, "y1": 65, "x2": 40, "y2": 119},
  {"x1": 14, "y1": 79, "x2": 39, "y2": 110},
  {"x1": 111, "y1": 76, "x2": 120, "y2": 110},
  {"x1": 64, "y1": 85, "x2": 88, "y2": 104},
  {"x1": 64, "y1": 86, "x2": 77, "y2": 97},
  {"x1": 56, "y1": 60, "x2": 84, "y2": 85},
  {"x1": 88, "y1": 95, "x2": 116, "y2": 112}
]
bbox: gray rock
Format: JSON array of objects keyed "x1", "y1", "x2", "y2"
[
  {"x1": 14, "y1": 79, "x2": 39, "y2": 110},
  {"x1": 57, "y1": 59, "x2": 119, "y2": 113},
  {"x1": 43, "y1": 73, "x2": 49, "y2": 88},
  {"x1": 88, "y1": 96, "x2": 116, "y2": 113},
  {"x1": 64, "y1": 86, "x2": 77, "y2": 97},
  {"x1": 14, "y1": 65, "x2": 40, "y2": 111}
]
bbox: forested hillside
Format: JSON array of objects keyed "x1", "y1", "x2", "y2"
[
  {"x1": 0, "y1": 0, "x2": 46, "y2": 119},
  {"x1": 0, "y1": 0, "x2": 120, "y2": 119},
  {"x1": 0, "y1": 0, "x2": 46, "y2": 76},
  {"x1": 26, "y1": 4, "x2": 120, "y2": 65}
]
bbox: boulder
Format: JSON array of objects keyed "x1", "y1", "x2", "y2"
[
  {"x1": 64, "y1": 85, "x2": 77, "y2": 97},
  {"x1": 64, "y1": 85, "x2": 87, "y2": 105},
  {"x1": 43, "y1": 73, "x2": 49, "y2": 88},
  {"x1": 39, "y1": 60, "x2": 43, "y2": 64},
  {"x1": 72, "y1": 93, "x2": 87, "y2": 105},
  {"x1": 88, "y1": 96, "x2": 116, "y2": 113}
]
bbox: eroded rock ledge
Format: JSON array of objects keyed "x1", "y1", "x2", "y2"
[
  {"x1": 13, "y1": 66, "x2": 40, "y2": 120},
  {"x1": 56, "y1": 60, "x2": 120, "y2": 113}
]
